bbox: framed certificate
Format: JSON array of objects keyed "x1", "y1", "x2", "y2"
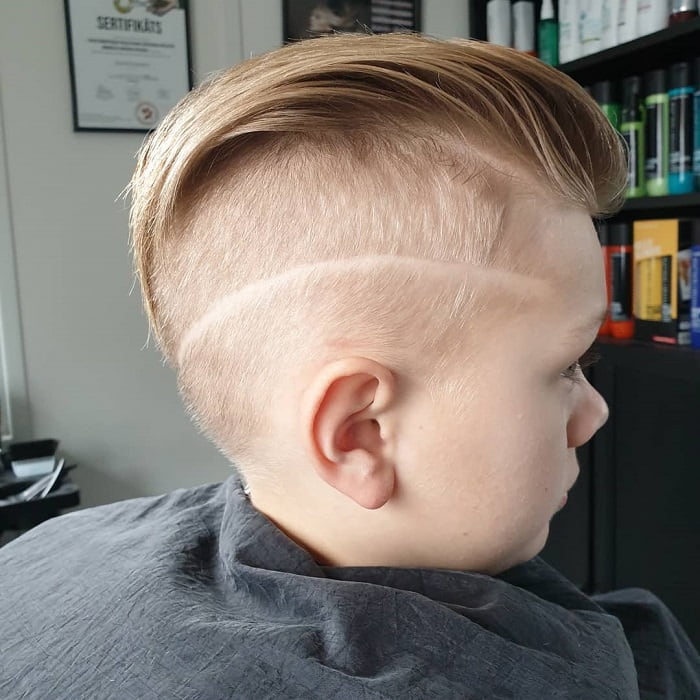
[
  {"x1": 283, "y1": 0, "x2": 421, "y2": 43},
  {"x1": 64, "y1": 0, "x2": 192, "y2": 132}
]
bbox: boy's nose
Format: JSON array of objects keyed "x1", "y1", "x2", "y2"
[{"x1": 567, "y1": 380, "x2": 609, "y2": 449}]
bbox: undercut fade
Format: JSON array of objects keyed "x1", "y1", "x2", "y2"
[{"x1": 127, "y1": 32, "x2": 626, "y2": 475}]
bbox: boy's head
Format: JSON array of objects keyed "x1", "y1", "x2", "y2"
[{"x1": 129, "y1": 33, "x2": 626, "y2": 575}]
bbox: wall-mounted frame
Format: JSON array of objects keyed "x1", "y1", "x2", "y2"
[
  {"x1": 283, "y1": 0, "x2": 421, "y2": 43},
  {"x1": 64, "y1": 0, "x2": 192, "y2": 133}
]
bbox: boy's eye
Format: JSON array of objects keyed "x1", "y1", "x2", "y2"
[{"x1": 561, "y1": 344, "x2": 601, "y2": 380}]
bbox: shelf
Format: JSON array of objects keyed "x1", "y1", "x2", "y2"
[
  {"x1": 593, "y1": 336, "x2": 700, "y2": 378},
  {"x1": 559, "y1": 18, "x2": 700, "y2": 84},
  {"x1": 615, "y1": 193, "x2": 700, "y2": 217}
]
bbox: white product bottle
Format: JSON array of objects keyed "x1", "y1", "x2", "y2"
[
  {"x1": 513, "y1": 0, "x2": 536, "y2": 53},
  {"x1": 637, "y1": 0, "x2": 669, "y2": 37},
  {"x1": 601, "y1": 0, "x2": 621, "y2": 48},
  {"x1": 618, "y1": 0, "x2": 639, "y2": 41},
  {"x1": 559, "y1": 0, "x2": 582, "y2": 62},
  {"x1": 487, "y1": 0, "x2": 512, "y2": 46},
  {"x1": 581, "y1": 0, "x2": 604, "y2": 55}
]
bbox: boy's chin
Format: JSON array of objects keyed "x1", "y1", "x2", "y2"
[{"x1": 496, "y1": 527, "x2": 550, "y2": 574}]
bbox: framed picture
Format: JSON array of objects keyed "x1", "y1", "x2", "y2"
[
  {"x1": 64, "y1": 0, "x2": 193, "y2": 132},
  {"x1": 283, "y1": 0, "x2": 421, "y2": 43}
]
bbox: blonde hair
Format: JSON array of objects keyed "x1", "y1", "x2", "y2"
[{"x1": 128, "y1": 32, "x2": 626, "y2": 474}]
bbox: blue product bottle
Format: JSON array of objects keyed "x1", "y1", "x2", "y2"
[
  {"x1": 694, "y1": 57, "x2": 700, "y2": 192},
  {"x1": 692, "y1": 228, "x2": 700, "y2": 349},
  {"x1": 669, "y1": 62, "x2": 695, "y2": 194}
]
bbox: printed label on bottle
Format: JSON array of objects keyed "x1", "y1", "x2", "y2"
[
  {"x1": 694, "y1": 92, "x2": 700, "y2": 180},
  {"x1": 622, "y1": 125, "x2": 642, "y2": 190},
  {"x1": 691, "y1": 248, "x2": 700, "y2": 334},
  {"x1": 487, "y1": 0, "x2": 512, "y2": 46},
  {"x1": 645, "y1": 102, "x2": 663, "y2": 180},
  {"x1": 513, "y1": 1, "x2": 535, "y2": 52},
  {"x1": 661, "y1": 254, "x2": 672, "y2": 322},
  {"x1": 669, "y1": 93, "x2": 692, "y2": 175},
  {"x1": 611, "y1": 251, "x2": 632, "y2": 321}
]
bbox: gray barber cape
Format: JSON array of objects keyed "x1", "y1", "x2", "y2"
[{"x1": 0, "y1": 475, "x2": 698, "y2": 699}]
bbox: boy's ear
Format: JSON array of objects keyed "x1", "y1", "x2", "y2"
[{"x1": 300, "y1": 357, "x2": 396, "y2": 510}]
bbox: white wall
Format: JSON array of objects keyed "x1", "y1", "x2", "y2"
[{"x1": 0, "y1": 1, "x2": 469, "y2": 508}]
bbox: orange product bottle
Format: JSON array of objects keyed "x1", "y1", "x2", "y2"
[
  {"x1": 598, "y1": 222, "x2": 612, "y2": 336},
  {"x1": 608, "y1": 222, "x2": 635, "y2": 339}
]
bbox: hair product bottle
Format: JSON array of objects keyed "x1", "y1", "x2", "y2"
[
  {"x1": 669, "y1": 62, "x2": 695, "y2": 195},
  {"x1": 617, "y1": 0, "x2": 638, "y2": 42},
  {"x1": 669, "y1": 0, "x2": 699, "y2": 23},
  {"x1": 601, "y1": 0, "x2": 621, "y2": 48},
  {"x1": 513, "y1": 0, "x2": 536, "y2": 54},
  {"x1": 538, "y1": 0, "x2": 559, "y2": 65},
  {"x1": 593, "y1": 80, "x2": 621, "y2": 129},
  {"x1": 692, "y1": 226, "x2": 700, "y2": 348},
  {"x1": 581, "y1": 0, "x2": 604, "y2": 55},
  {"x1": 621, "y1": 76, "x2": 646, "y2": 198},
  {"x1": 598, "y1": 222, "x2": 613, "y2": 336},
  {"x1": 487, "y1": 0, "x2": 513, "y2": 46},
  {"x1": 694, "y1": 57, "x2": 700, "y2": 191},
  {"x1": 559, "y1": 0, "x2": 581, "y2": 62},
  {"x1": 608, "y1": 222, "x2": 635, "y2": 338},
  {"x1": 637, "y1": 0, "x2": 669, "y2": 36},
  {"x1": 645, "y1": 69, "x2": 669, "y2": 197}
]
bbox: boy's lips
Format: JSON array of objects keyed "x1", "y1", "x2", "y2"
[{"x1": 558, "y1": 484, "x2": 574, "y2": 510}]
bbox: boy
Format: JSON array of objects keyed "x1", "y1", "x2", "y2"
[{"x1": 1, "y1": 33, "x2": 698, "y2": 698}]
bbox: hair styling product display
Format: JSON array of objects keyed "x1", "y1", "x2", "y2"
[
  {"x1": 592, "y1": 59, "x2": 700, "y2": 196},
  {"x1": 669, "y1": 62, "x2": 695, "y2": 194},
  {"x1": 645, "y1": 69, "x2": 670, "y2": 196},
  {"x1": 619, "y1": 76, "x2": 647, "y2": 198}
]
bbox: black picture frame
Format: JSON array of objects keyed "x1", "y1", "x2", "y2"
[
  {"x1": 283, "y1": 0, "x2": 421, "y2": 43},
  {"x1": 64, "y1": 0, "x2": 193, "y2": 133}
]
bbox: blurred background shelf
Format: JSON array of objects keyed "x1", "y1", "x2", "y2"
[
  {"x1": 610, "y1": 193, "x2": 700, "y2": 219},
  {"x1": 592, "y1": 335, "x2": 700, "y2": 372},
  {"x1": 559, "y1": 17, "x2": 700, "y2": 83},
  {"x1": 467, "y1": 0, "x2": 700, "y2": 650},
  {"x1": 469, "y1": 6, "x2": 700, "y2": 82},
  {"x1": 618, "y1": 193, "x2": 700, "y2": 215},
  {"x1": 543, "y1": 338, "x2": 700, "y2": 649}
]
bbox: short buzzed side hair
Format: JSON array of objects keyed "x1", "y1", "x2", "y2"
[{"x1": 128, "y1": 33, "x2": 626, "y2": 475}]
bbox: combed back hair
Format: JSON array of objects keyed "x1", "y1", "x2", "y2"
[{"x1": 128, "y1": 32, "x2": 626, "y2": 476}]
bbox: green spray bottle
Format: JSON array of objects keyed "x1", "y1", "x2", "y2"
[
  {"x1": 593, "y1": 80, "x2": 620, "y2": 130},
  {"x1": 644, "y1": 69, "x2": 669, "y2": 196},
  {"x1": 620, "y1": 76, "x2": 646, "y2": 198},
  {"x1": 538, "y1": 0, "x2": 559, "y2": 66}
]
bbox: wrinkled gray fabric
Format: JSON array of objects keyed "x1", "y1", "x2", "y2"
[{"x1": 0, "y1": 475, "x2": 698, "y2": 699}]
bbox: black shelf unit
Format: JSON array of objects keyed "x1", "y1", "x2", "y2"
[
  {"x1": 616, "y1": 193, "x2": 700, "y2": 218},
  {"x1": 467, "y1": 3, "x2": 700, "y2": 650},
  {"x1": 592, "y1": 335, "x2": 700, "y2": 366},
  {"x1": 543, "y1": 337, "x2": 700, "y2": 650},
  {"x1": 620, "y1": 192, "x2": 700, "y2": 212}
]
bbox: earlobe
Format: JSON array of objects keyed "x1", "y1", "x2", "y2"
[{"x1": 301, "y1": 357, "x2": 396, "y2": 510}]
